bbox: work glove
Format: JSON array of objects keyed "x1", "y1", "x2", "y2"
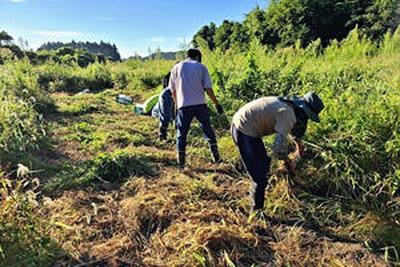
[{"x1": 215, "y1": 104, "x2": 224, "y2": 115}]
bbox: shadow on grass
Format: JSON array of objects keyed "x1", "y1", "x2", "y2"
[
  {"x1": 1, "y1": 235, "x2": 77, "y2": 267},
  {"x1": 44, "y1": 107, "x2": 117, "y2": 125},
  {"x1": 191, "y1": 166, "x2": 244, "y2": 179}
]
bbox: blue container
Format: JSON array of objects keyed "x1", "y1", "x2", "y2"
[
  {"x1": 134, "y1": 104, "x2": 145, "y2": 115},
  {"x1": 116, "y1": 94, "x2": 133, "y2": 105}
]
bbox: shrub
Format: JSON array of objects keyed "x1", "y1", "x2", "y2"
[
  {"x1": 60, "y1": 54, "x2": 75, "y2": 65},
  {"x1": 140, "y1": 72, "x2": 164, "y2": 89},
  {"x1": 0, "y1": 96, "x2": 46, "y2": 165},
  {"x1": 86, "y1": 63, "x2": 113, "y2": 91},
  {"x1": 111, "y1": 71, "x2": 128, "y2": 90},
  {"x1": 76, "y1": 50, "x2": 95, "y2": 67},
  {"x1": 35, "y1": 63, "x2": 114, "y2": 93},
  {"x1": 227, "y1": 51, "x2": 266, "y2": 102},
  {"x1": 56, "y1": 47, "x2": 75, "y2": 57},
  {"x1": 0, "y1": 62, "x2": 49, "y2": 166}
]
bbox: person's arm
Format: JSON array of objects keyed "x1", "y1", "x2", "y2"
[
  {"x1": 273, "y1": 133, "x2": 297, "y2": 177},
  {"x1": 172, "y1": 89, "x2": 177, "y2": 106},
  {"x1": 273, "y1": 133, "x2": 288, "y2": 160},
  {"x1": 205, "y1": 88, "x2": 223, "y2": 114},
  {"x1": 274, "y1": 108, "x2": 300, "y2": 176},
  {"x1": 205, "y1": 88, "x2": 218, "y2": 106}
]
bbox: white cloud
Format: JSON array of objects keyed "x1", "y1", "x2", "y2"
[
  {"x1": 150, "y1": 37, "x2": 166, "y2": 43},
  {"x1": 10, "y1": 0, "x2": 28, "y2": 2},
  {"x1": 33, "y1": 31, "x2": 87, "y2": 38}
]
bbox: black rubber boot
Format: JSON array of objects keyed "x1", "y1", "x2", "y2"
[
  {"x1": 210, "y1": 144, "x2": 222, "y2": 163},
  {"x1": 177, "y1": 150, "x2": 185, "y2": 168},
  {"x1": 159, "y1": 125, "x2": 167, "y2": 141},
  {"x1": 249, "y1": 182, "x2": 266, "y2": 213}
]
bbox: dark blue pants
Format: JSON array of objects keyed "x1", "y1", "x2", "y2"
[
  {"x1": 152, "y1": 89, "x2": 175, "y2": 137},
  {"x1": 177, "y1": 104, "x2": 217, "y2": 152},
  {"x1": 231, "y1": 124, "x2": 271, "y2": 211}
]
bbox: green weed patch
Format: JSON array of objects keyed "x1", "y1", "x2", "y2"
[{"x1": 45, "y1": 150, "x2": 157, "y2": 191}]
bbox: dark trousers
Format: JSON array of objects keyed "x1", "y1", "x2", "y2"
[
  {"x1": 231, "y1": 124, "x2": 271, "y2": 211},
  {"x1": 177, "y1": 104, "x2": 217, "y2": 152}
]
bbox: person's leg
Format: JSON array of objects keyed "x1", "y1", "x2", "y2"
[
  {"x1": 158, "y1": 124, "x2": 167, "y2": 141},
  {"x1": 152, "y1": 103, "x2": 165, "y2": 140},
  {"x1": 158, "y1": 98, "x2": 170, "y2": 141},
  {"x1": 176, "y1": 106, "x2": 195, "y2": 167},
  {"x1": 232, "y1": 125, "x2": 270, "y2": 212},
  {"x1": 194, "y1": 105, "x2": 220, "y2": 162}
]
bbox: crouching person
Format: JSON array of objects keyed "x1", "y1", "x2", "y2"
[
  {"x1": 152, "y1": 72, "x2": 175, "y2": 141},
  {"x1": 231, "y1": 92, "x2": 324, "y2": 213}
]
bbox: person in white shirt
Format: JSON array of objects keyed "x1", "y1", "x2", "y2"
[{"x1": 169, "y1": 48, "x2": 224, "y2": 168}]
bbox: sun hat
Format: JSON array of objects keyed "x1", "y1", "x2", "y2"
[{"x1": 293, "y1": 92, "x2": 324, "y2": 123}]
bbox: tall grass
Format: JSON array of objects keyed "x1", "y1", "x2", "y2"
[{"x1": 200, "y1": 27, "x2": 400, "y2": 223}]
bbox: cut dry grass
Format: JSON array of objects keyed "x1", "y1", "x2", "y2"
[
  {"x1": 271, "y1": 225, "x2": 387, "y2": 266},
  {"x1": 145, "y1": 220, "x2": 273, "y2": 266}
]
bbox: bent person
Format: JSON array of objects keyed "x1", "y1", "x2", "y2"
[
  {"x1": 152, "y1": 72, "x2": 175, "y2": 141},
  {"x1": 169, "y1": 48, "x2": 224, "y2": 168},
  {"x1": 231, "y1": 92, "x2": 324, "y2": 213}
]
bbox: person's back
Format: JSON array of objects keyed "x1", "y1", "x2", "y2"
[
  {"x1": 170, "y1": 59, "x2": 211, "y2": 109},
  {"x1": 232, "y1": 96, "x2": 296, "y2": 138}
]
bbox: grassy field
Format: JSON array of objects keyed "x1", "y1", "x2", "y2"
[{"x1": 1, "y1": 28, "x2": 400, "y2": 266}]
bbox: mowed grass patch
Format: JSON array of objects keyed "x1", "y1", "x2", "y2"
[{"x1": 44, "y1": 149, "x2": 157, "y2": 192}]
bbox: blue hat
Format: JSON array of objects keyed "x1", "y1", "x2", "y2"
[{"x1": 293, "y1": 92, "x2": 324, "y2": 122}]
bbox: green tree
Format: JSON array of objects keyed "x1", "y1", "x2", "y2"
[
  {"x1": 96, "y1": 53, "x2": 106, "y2": 64},
  {"x1": 264, "y1": 0, "x2": 400, "y2": 47},
  {"x1": 351, "y1": 0, "x2": 400, "y2": 40},
  {"x1": 243, "y1": 6, "x2": 278, "y2": 46},
  {"x1": 214, "y1": 20, "x2": 235, "y2": 51},
  {"x1": 229, "y1": 23, "x2": 251, "y2": 51},
  {"x1": 61, "y1": 54, "x2": 75, "y2": 65},
  {"x1": 4, "y1": 44, "x2": 24, "y2": 59},
  {"x1": 192, "y1": 23, "x2": 216, "y2": 50},
  {"x1": 192, "y1": 0, "x2": 400, "y2": 51},
  {"x1": 38, "y1": 41, "x2": 121, "y2": 61},
  {"x1": 264, "y1": 0, "x2": 312, "y2": 47},
  {"x1": 76, "y1": 48, "x2": 95, "y2": 67},
  {"x1": 56, "y1": 46, "x2": 75, "y2": 57},
  {"x1": 0, "y1": 31, "x2": 13, "y2": 46}
]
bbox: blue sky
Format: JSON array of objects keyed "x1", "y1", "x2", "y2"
[{"x1": 1, "y1": 0, "x2": 268, "y2": 58}]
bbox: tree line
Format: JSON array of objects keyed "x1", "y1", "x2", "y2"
[
  {"x1": 192, "y1": 0, "x2": 400, "y2": 51},
  {"x1": 38, "y1": 41, "x2": 121, "y2": 61},
  {"x1": 0, "y1": 31, "x2": 121, "y2": 66}
]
